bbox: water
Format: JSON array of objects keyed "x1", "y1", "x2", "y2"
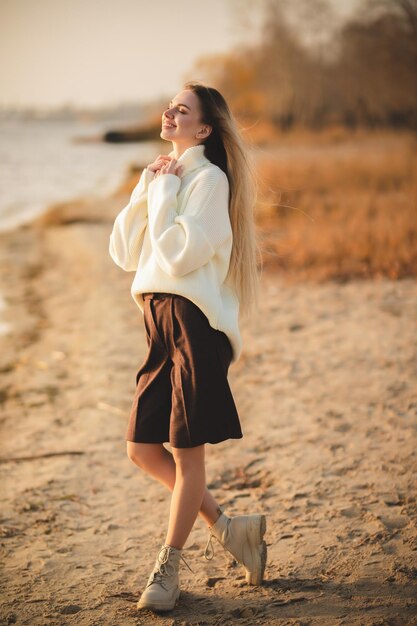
[{"x1": 0, "y1": 117, "x2": 163, "y2": 232}]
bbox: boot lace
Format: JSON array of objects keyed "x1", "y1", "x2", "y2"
[
  {"x1": 203, "y1": 534, "x2": 216, "y2": 561},
  {"x1": 148, "y1": 545, "x2": 194, "y2": 590},
  {"x1": 204, "y1": 516, "x2": 231, "y2": 561}
]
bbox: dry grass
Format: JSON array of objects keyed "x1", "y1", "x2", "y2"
[{"x1": 253, "y1": 129, "x2": 417, "y2": 282}]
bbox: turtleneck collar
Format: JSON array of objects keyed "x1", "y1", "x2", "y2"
[{"x1": 168, "y1": 143, "x2": 210, "y2": 177}]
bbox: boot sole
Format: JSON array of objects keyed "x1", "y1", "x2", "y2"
[
  {"x1": 136, "y1": 588, "x2": 180, "y2": 612},
  {"x1": 245, "y1": 514, "x2": 267, "y2": 585}
]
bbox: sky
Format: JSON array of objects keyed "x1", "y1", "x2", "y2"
[{"x1": 0, "y1": 0, "x2": 361, "y2": 111}]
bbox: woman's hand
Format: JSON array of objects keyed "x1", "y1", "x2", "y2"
[
  {"x1": 147, "y1": 155, "x2": 172, "y2": 174},
  {"x1": 154, "y1": 158, "x2": 184, "y2": 179}
]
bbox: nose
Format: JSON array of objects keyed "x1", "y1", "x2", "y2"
[{"x1": 164, "y1": 107, "x2": 174, "y2": 118}]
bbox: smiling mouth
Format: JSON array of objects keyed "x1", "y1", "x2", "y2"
[{"x1": 162, "y1": 122, "x2": 176, "y2": 128}]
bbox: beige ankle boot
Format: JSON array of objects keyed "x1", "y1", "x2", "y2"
[
  {"x1": 137, "y1": 543, "x2": 193, "y2": 612},
  {"x1": 204, "y1": 512, "x2": 267, "y2": 585}
]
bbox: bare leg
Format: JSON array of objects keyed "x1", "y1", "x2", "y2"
[
  {"x1": 126, "y1": 441, "x2": 222, "y2": 527},
  {"x1": 164, "y1": 444, "x2": 206, "y2": 549}
]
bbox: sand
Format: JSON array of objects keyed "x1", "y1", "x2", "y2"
[{"x1": 0, "y1": 191, "x2": 416, "y2": 626}]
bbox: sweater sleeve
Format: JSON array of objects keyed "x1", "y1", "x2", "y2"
[
  {"x1": 147, "y1": 168, "x2": 231, "y2": 277},
  {"x1": 108, "y1": 167, "x2": 155, "y2": 271}
]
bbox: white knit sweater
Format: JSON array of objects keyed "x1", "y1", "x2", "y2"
[{"x1": 108, "y1": 143, "x2": 242, "y2": 363}]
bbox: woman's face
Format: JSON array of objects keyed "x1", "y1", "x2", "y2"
[{"x1": 161, "y1": 89, "x2": 211, "y2": 145}]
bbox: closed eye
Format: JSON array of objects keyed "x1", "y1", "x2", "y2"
[{"x1": 168, "y1": 103, "x2": 186, "y2": 113}]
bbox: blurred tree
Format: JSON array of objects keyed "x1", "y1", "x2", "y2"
[
  {"x1": 336, "y1": 0, "x2": 417, "y2": 127},
  {"x1": 185, "y1": 47, "x2": 265, "y2": 119},
  {"x1": 185, "y1": 0, "x2": 417, "y2": 129}
]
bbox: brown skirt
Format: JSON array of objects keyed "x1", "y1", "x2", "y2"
[{"x1": 125, "y1": 292, "x2": 243, "y2": 448}]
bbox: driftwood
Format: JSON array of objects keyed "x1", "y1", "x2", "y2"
[{"x1": 0, "y1": 450, "x2": 85, "y2": 463}]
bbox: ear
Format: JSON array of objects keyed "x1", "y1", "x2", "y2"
[{"x1": 197, "y1": 125, "x2": 212, "y2": 139}]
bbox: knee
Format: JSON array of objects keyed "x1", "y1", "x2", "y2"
[
  {"x1": 171, "y1": 444, "x2": 205, "y2": 475},
  {"x1": 126, "y1": 442, "x2": 164, "y2": 469},
  {"x1": 126, "y1": 441, "x2": 141, "y2": 466}
]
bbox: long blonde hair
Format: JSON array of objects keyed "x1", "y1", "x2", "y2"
[{"x1": 183, "y1": 81, "x2": 263, "y2": 322}]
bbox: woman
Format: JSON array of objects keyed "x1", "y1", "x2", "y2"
[{"x1": 109, "y1": 81, "x2": 266, "y2": 612}]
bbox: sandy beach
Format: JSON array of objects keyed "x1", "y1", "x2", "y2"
[{"x1": 1, "y1": 188, "x2": 416, "y2": 625}]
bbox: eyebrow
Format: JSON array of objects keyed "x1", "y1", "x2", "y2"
[{"x1": 169, "y1": 100, "x2": 191, "y2": 110}]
